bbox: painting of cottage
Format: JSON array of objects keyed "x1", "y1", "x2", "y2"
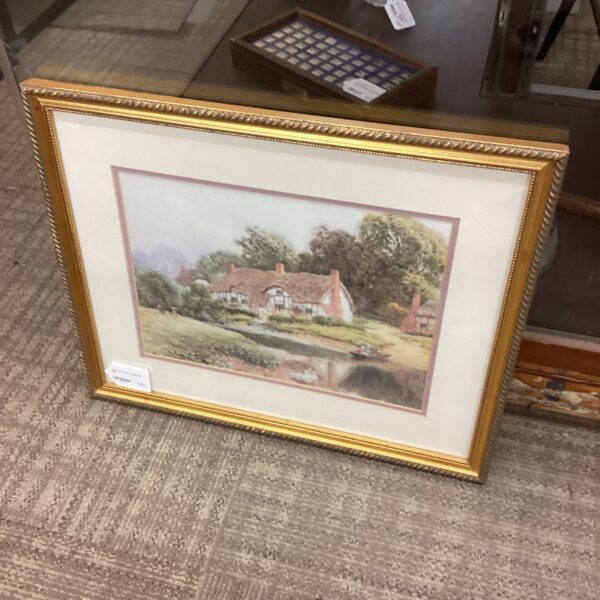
[
  {"x1": 117, "y1": 169, "x2": 456, "y2": 410},
  {"x1": 210, "y1": 262, "x2": 354, "y2": 321}
]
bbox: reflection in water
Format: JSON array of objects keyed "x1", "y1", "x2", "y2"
[
  {"x1": 224, "y1": 325, "x2": 428, "y2": 409},
  {"x1": 341, "y1": 365, "x2": 425, "y2": 408}
]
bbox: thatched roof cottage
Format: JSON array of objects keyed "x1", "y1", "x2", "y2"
[{"x1": 209, "y1": 262, "x2": 354, "y2": 321}]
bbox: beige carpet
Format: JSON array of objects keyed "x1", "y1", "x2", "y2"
[
  {"x1": 0, "y1": 80, "x2": 598, "y2": 599},
  {"x1": 16, "y1": 0, "x2": 250, "y2": 96},
  {"x1": 55, "y1": 0, "x2": 197, "y2": 33}
]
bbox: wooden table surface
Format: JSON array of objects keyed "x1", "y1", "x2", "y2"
[{"x1": 189, "y1": 0, "x2": 598, "y2": 201}]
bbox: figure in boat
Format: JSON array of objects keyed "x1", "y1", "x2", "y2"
[{"x1": 350, "y1": 343, "x2": 390, "y2": 361}]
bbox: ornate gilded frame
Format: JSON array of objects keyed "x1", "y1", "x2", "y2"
[{"x1": 22, "y1": 79, "x2": 569, "y2": 482}]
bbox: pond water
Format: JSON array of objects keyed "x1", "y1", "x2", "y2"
[
  {"x1": 228, "y1": 323, "x2": 426, "y2": 409},
  {"x1": 226, "y1": 323, "x2": 348, "y2": 359},
  {"x1": 341, "y1": 365, "x2": 423, "y2": 408}
]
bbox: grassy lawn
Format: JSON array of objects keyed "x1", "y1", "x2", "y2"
[
  {"x1": 398, "y1": 332, "x2": 432, "y2": 351},
  {"x1": 220, "y1": 313, "x2": 254, "y2": 326},
  {"x1": 140, "y1": 307, "x2": 432, "y2": 374},
  {"x1": 140, "y1": 307, "x2": 278, "y2": 368},
  {"x1": 365, "y1": 319, "x2": 432, "y2": 370},
  {"x1": 370, "y1": 324, "x2": 432, "y2": 353},
  {"x1": 267, "y1": 319, "x2": 384, "y2": 347}
]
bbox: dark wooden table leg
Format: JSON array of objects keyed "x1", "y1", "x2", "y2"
[
  {"x1": 536, "y1": 0, "x2": 577, "y2": 61},
  {"x1": 0, "y1": 0, "x2": 16, "y2": 43},
  {"x1": 0, "y1": 0, "x2": 16, "y2": 80},
  {"x1": 589, "y1": 63, "x2": 600, "y2": 90}
]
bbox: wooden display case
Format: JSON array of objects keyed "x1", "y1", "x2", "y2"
[{"x1": 231, "y1": 8, "x2": 437, "y2": 108}]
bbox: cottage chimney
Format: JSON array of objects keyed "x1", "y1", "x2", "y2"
[
  {"x1": 411, "y1": 292, "x2": 421, "y2": 313},
  {"x1": 275, "y1": 262, "x2": 285, "y2": 275},
  {"x1": 330, "y1": 269, "x2": 342, "y2": 318},
  {"x1": 226, "y1": 262, "x2": 235, "y2": 274}
]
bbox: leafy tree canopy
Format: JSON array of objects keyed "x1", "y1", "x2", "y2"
[
  {"x1": 136, "y1": 270, "x2": 179, "y2": 309},
  {"x1": 299, "y1": 226, "x2": 390, "y2": 313},
  {"x1": 299, "y1": 227, "x2": 355, "y2": 275},
  {"x1": 188, "y1": 214, "x2": 447, "y2": 318},
  {"x1": 180, "y1": 283, "x2": 220, "y2": 321},
  {"x1": 236, "y1": 226, "x2": 298, "y2": 271},
  {"x1": 359, "y1": 214, "x2": 446, "y2": 293},
  {"x1": 400, "y1": 272, "x2": 437, "y2": 300},
  {"x1": 196, "y1": 250, "x2": 244, "y2": 283}
]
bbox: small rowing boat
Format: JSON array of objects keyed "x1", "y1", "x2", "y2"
[{"x1": 350, "y1": 344, "x2": 390, "y2": 361}]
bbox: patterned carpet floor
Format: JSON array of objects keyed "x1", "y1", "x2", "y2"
[
  {"x1": 16, "y1": 0, "x2": 250, "y2": 96},
  {"x1": 54, "y1": 0, "x2": 198, "y2": 32},
  {"x1": 0, "y1": 79, "x2": 598, "y2": 599}
]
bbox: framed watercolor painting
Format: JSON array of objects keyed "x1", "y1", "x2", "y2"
[{"x1": 23, "y1": 79, "x2": 568, "y2": 481}]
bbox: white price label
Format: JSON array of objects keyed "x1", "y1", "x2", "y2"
[
  {"x1": 105, "y1": 362, "x2": 152, "y2": 392},
  {"x1": 385, "y1": 0, "x2": 415, "y2": 30},
  {"x1": 342, "y1": 78, "x2": 387, "y2": 102}
]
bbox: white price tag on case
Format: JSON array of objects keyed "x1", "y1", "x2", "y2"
[
  {"x1": 105, "y1": 362, "x2": 152, "y2": 392},
  {"x1": 385, "y1": 0, "x2": 415, "y2": 30},
  {"x1": 342, "y1": 78, "x2": 387, "y2": 102}
]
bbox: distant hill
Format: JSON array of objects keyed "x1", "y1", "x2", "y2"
[{"x1": 133, "y1": 245, "x2": 190, "y2": 279}]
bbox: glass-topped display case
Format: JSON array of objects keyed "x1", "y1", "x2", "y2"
[{"x1": 1, "y1": 0, "x2": 598, "y2": 421}]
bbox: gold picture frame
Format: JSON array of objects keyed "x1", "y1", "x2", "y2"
[{"x1": 22, "y1": 78, "x2": 568, "y2": 482}]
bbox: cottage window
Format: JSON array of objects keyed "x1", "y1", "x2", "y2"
[{"x1": 272, "y1": 288, "x2": 290, "y2": 311}]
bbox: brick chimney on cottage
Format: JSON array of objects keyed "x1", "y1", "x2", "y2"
[
  {"x1": 226, "y1": 261, "x2": 235, "y2": 274},
  {"x1": 275, "y1": 262, "x2": 285, "y2": 275},
  {"x1": 330, "y1": 269, "x2": 342, "y2": 318},
  {"x1": 400, "y1": 292, "x2": 421, "y2": 334},
  {"x1": 411, "y1": 292, "x2": 421, "y2": 313}
]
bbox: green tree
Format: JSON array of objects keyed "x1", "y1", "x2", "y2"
[
  {"x1": 359, "y1": 213, "x2": 446, "y2": 303},
  {"x1": 236, "y1": 226, "x2": 298, "y2": 271},
  {"x1": 299, "y1": 227, "x2": 355, "y2": 275},
  {"x1": 196, "y1": 250, "x2": 244, "y2": 282},
  {"x1": 136, "y1": 270, "x2": 179, "y2": 309},
  {"x1": 180, "y1": 283, "x2": 220, "y2": 321},
  {"x1": 400, "y1": 272, "x2": 437, "y2": 299},
  {"x1": 299, "y1": 226, "x2": 389, "y2": 313}
]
